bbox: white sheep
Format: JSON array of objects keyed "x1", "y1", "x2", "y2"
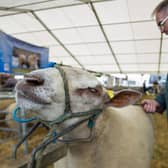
[{"x1": 15, "y1": 66, "x2": 154, "y2": 168}]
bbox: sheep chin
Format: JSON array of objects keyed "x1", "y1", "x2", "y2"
[{"x1": 16, "y1": 93, "x2": 44, "y2": 111}]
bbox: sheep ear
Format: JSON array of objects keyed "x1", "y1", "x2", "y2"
[{"x1": 105, "y1": 89, "x2": 142, "y2": 108}]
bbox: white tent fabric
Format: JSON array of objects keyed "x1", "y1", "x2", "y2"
[{"x1": 0, "y1": 0, "x2": 167, "y2": 74}]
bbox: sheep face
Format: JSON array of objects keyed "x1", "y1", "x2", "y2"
[{"x1": 15, "y1": 67, "x2": 108, "y2": 121}]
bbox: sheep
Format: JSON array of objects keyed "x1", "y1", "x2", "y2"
[
  {"x1": 15, "y1": 66, "x2": 154, "y2": 168},
  {"x1": 0, "y1": 100, "x2": 37, "y2": 130},
  {"x1": 0, "y1": 73, "x2": 17, "y2": 90},
  {"x1": 0, "y1": 99, "x2": 15, "y2": 127},
  {"x1": 0, "y1": 99, "x2": 15, "y2": 112}
]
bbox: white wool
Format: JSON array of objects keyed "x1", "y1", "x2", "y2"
[{"x1": 57, "y1": 105, "x2": 154, "y2": 168}]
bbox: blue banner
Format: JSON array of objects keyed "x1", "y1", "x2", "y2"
[{"x1": 0, "y1": 31, "x2": 49, "y2": 74}]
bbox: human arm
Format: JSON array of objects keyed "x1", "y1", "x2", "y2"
[{"x1": 141, "y1": 93, "x2": 166, "y2": 113}]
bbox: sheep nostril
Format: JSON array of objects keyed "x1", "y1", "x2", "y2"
[{"x1": 24, "y1": 74, "x2": 44, "y2": 85}]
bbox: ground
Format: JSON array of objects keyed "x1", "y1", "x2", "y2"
[{"x1": 151, "y1": 112, "x2": 168, "y2": 168}]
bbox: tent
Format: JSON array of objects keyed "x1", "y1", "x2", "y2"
[{"x1": 0, "y1": 0, "x2": 166, "y2": 74}]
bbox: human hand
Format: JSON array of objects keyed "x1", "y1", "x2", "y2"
[{"x1": 141, "y1": 99, "x2": 160, "y2": 113}]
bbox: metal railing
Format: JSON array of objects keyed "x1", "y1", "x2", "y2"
[{"x1": 0, "y1": 92, "x2": 29, "y2": 155}]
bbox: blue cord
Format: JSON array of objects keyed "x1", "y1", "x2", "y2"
[
  {"x1": 12, "y1": 106, "x2": 37, "y2": 123},
  {"x1": 52, "y1": 131, "x2": 57, "y2": 143},
  {"x1": 87, "y1": 119, "x2": 95, "y2": 128}
]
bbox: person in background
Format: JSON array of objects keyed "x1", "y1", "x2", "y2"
[{"x1": 142, "y1": 0, "x2": 168, "y2": 114}]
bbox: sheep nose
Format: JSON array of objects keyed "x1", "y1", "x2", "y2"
[{"x1": 24, "y1": 74, "x2": 44, "y2": 85}]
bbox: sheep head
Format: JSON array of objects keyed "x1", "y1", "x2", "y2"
[{"x1": 15, "y1": 66, "x2": 141, "y2": 122}]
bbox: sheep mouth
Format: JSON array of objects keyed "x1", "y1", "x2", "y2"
[{"x1": 17, "y1": 90, "x2": 51, "y2": 105}]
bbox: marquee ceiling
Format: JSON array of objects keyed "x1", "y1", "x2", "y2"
[{"x1": 0, "y1": 0, "x2": 166, "y2": 74}]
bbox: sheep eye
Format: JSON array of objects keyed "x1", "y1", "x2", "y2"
[{"x1": 88, "y1": 87, "x2": 97, "y2": 93}]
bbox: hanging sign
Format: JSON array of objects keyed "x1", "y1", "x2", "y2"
[{"x1": 0, "y1": 31, "x2": 49, "y2": 74}]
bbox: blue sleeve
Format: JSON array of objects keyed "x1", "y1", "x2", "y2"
[{"x1": 155, "y1": 92, "x2": 166, "y2": 110}]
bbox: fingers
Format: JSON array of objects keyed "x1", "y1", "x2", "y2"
[
  {"x1": 141, "y1": 99, "x2": 159, "y2": 113},
  {"x1": 143, "y1": 102, "x2": 156, "y2": 113}
]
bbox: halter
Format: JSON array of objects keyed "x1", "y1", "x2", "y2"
[
  {"x1": 13, "y1": 65, "x2": 103, "y2": 167},
  {"x1": 13, "y1": 65, "x2": 103, "y2": 127}
]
